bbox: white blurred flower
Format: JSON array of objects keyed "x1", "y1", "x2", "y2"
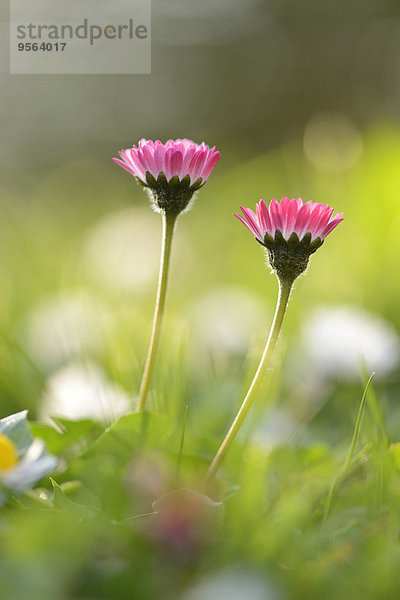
[
  {"x1": 190, "y1": 286, "x2": 268, "y2": 358},
  {"x1": 300, "y1": 305, "x2": 400, "y2": 380},
  {"x1": 0, "y1": 411, "x2": 58, "y2": 505},
  {"x1": 22, "y1": 291, "x2": 105, "y2": 370},
  {"x1": 180, "y1": 565, "x2": 282, "y2": 600},
  {"x1": 40, "y1": 362, "x2": 131, "y2": 423},
  {"x1": 252, "y1": 408, "x2": 299, "y2": 449},
  {"x1": 82, "y1": 207, "x2": 161, "y2": 293},
  {"x1": 2, "y1": 438, "x2": 57, "y2": 492}
]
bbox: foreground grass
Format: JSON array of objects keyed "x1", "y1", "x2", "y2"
[{"x1": 1, "y1": 374, "x2": 399, "y2": 600}]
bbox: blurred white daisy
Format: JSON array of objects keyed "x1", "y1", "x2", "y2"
[
  {"x1": 40, "y1": 362, "x2": 131, "y2": 423},
  {"x1": 83, "y1": 207, "x2": 161, "y2": 293},
  {"x1": 299, "y1": 305, "x2": 400, "y2": 380},
  {"x1": 180, "y1": 565, "x2": 281, "y2": 600},
  {"x1": 22, "y1": 291, "x2": 105, "y2": 370},
  {"x1": 0, "y1": 411, "x2": 58, "y2": 506},
  {"x1": 83, "y1": 206, "x2": 192, "y2": 295},
  {"x1": 190, "y1": 286, "x2": 268, "y2": 359}
]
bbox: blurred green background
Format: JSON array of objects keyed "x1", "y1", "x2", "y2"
[
  {"x1": 2, "y1": 1, "x2": 400, "y2": 599},
  {"x1": 0, "y1": 0, "x2": 399, "y2": 425}
]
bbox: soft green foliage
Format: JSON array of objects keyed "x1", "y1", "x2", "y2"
[{"x1": 1, "y1": 127, "x2": 400, "y2": 598}]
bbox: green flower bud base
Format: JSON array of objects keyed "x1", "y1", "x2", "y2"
[
  {"x1": 144, "y1": 171, "x2": 204, "y2": 216},
  {"x1": 262, "y1": 230, "x2": 323, "y2": 283}
]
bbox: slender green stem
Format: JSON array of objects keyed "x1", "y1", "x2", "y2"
[
  {"x1": 176, "y1": 404, "x2": 189, "y2": 482},
  {"x1": 322, "y1": 372, "x2": 375, "y2": 527},
  {"x1": 137, "y1": 211, "x2": 177, "y2": 412},
  {"x1": 205, "y1": 277, "x2": 294, "y2": 482},
  {"x1": 343, "y1": 372, "x2": 374, "y2": 472}
]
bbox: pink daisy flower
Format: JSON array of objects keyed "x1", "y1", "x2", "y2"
[
  {"x1": 235, "y1": 197, "x2": 343, "y2": 282},
  {"x1": 235, "y1": 197, "x2": 343, "y2": 246},
  {"x1": 113, "y1": 139, "x2": 220, "y2": 214},
  {"x1": 114, "y1": 138, "x2": 220, "y2": 187}
]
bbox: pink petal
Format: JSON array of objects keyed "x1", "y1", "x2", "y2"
[
  {"x1": 282, "y1": 198, "x2": 299, "y2": 239},
  {"x1": 169, "y1": 150, "x2": 184, "y2": 179},
  {"x1": 181, "y1": 145, "x2": 198, "y2": 177},
  {"x1": 308, "y1": 204, "x2": 324, "y2": 237},
  {"x1": 176, "y1": 138, "x2": 197, "y2": 149},
  {"x1": 140, "y1": 144, "x2": 157, "y2": 177},
  {"x1": 258, "y1": 199, "x2": 272, "y2": 234},
  {"x1": 112, "y1": 158, "x2": 136, "y2": 177},
  {"x1": 269, "y1": 199, "x2": 283, "y2": 233},
  {"x1": 201, "y1": 151, "x2": 220, "y2": 181},
  {"x1": 127, "y1": 150, "x2": 148, "y2": 180},
  {"x1": 321, "y1": 216, "x2": 344, "y2": 239},
  {"x1": 188, "y1": 149, "x2": 207, "y2": 182},
  {"x1": 240, "y1": 207, "x2": 264, "y2": 240},
  {"x1": 154, "y1": 143, "x2": 165, "y2": 175},
  {"x1": 294, "y1": 201, "x2": 313, "y2": 239},
  {"x1": 234, "y1": 212, "x2": 263, "y2": 242},
  {"x1": 256, "y1": 200, "x2": 267, "y2": 235},
  {"x1": 193, "y1": 151, "x2": 208, "y2": 182},
  {"x1": 164, "y1": 147, "x2": 177, "y2": 180},
  {"x1": 312, "y1": 206, "x2": 334, "y2": 238},
  {"x1": 113, "y1": 138, "x2": 220, "y2": 187}
]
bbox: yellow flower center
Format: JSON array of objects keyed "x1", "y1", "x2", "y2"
[{"x1": 0, "y1": 433, "x2": 18, "y2": 472}]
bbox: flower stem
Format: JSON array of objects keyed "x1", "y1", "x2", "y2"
[
  {"x1": 205, "y1": 276, "x2": 294, "y2": 482},
  {"x1": 137, "y1": 211, "x2": 177, "y2": 412}
]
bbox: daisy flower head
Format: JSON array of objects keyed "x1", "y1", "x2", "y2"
[
  {"x1": 235, "y1": 197, "x2": 343, "y2": 282},
  {"x1": 0, "y1": 410, "x2": 58, "y2": 506},
  {"x1": 113, "y1": 139, "x2": 220, "y2": 215}
]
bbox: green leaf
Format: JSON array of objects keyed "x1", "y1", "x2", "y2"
[
  {"x1": 29, "y1": 423, "x2": 65, "y2": 454},
  {"x1": 51, "y1": 479, "x2": 98, "y2": 516},
  {"x1": 85, "y1": 412, "x2": 174, "y2": 462},
  {"x1": 30, "y1": 418, "x2": 103, "y2": 456}
]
